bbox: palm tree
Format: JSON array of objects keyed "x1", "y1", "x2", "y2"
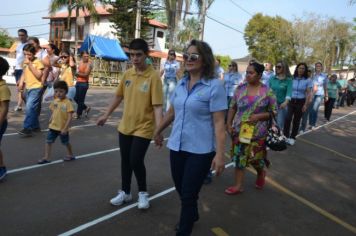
[
  {"x1": 49, "y1": 0, "x2": 103, "y2": 53},
  {"x1": 177, "y1": 17, "x2": 199, "y2": 47}
]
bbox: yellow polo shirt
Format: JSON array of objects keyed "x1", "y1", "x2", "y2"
[
  {"x1": 0, "y1": 80, "x2": 11, "y2": 102},
  {"x1": 59, "y1": 64, "x2": 75, "y2": 87},
  {"x1": 116, "y1": 65, "x2": 163, "y2": 139},
  {"x1": 23, "y1": 59, "x2": 44, "y2": 89},
  {"x1": 49, "y1": 98, "x2": 74, "y2": 131}
]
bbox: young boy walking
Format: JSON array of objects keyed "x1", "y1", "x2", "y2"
[
  {"x1": 38, "y1": 80, "x2": 75, "y2": 164},
  {"x1": 0, "y1": 57, "x2": 11, "y2": 180}
]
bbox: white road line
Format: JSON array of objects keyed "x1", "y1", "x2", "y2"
[
  {"x1": 58, "y1": 163, "x2": 235, "y2": 236},
  {"x1": 7, "y1": 139, "x2": 167, "y2": 174},
  {"x1": 4, "y1": 121, "x2": 118, "y2": 137},
  {"x1": 56, "y1": 109, "x2": 355, "y2": 236}
]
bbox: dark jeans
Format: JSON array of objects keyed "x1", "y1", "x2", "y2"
[
  {"x1": 74, "y1": 82, "x2": 89, "y2": 116},
  {"x1": 337, "y1": 91, "x2": 346, "y2": 107},
  {"x1": 170, "y1": 150, "x2": 215, "y2": 236},
  {"x1": 347, "y1": 91, "x2": 356, "y2": 106},
  {"x1": 284, "y1": 98, "x2": 305, "y2": 139},
  {"x1": 118, "y1": 132, "x2": 151, "y2": 193},
  {"x1": 324, "y1": 98, "x2": 336, "y2": 121},
  {"x1": 14, "y1": 69, "x2": 23, "y2": 83}
]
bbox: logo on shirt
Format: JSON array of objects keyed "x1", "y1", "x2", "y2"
[
  {"x1": 140, "y1": 81, "x2": 149, "y2": 92},
  {"x1": 125, "y1": 80, "x2": 131, "y2": 87}
]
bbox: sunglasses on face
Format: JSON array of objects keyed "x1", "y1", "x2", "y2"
[
  {"x1": 229, "y1": 65, "x2": 236, "y2": 67},
  {"x1": 183, "y1": 53, "x2": 200, "y2": 62},
  {"x1": 276, "y1": 65, "x2": 282, "y2": 69},
  {"x1": 60, "y1": 56, "x2": 68, "y2": 59}
]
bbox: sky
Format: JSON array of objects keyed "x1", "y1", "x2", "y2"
[{"x1": 1, "y1": 0, "x2": 355, "y2": 59}]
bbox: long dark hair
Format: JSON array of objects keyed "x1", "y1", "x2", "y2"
[
  {"x1": 293, "y1": 62, "x2": 308, "y2": 79},
  {"x1": 186, "y1": 39, "x2": 215, "y2": 79}
]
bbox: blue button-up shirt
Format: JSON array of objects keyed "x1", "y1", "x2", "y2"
[
  {"x1": 224, "y1": 72, "x2": 243, "y2": 97},
  {"x1": 291, "y1": 77, "x2": 312, "y2": 99},
  {"x1": 163, "y1": 60, "x2": 180, "y2": 78},
  {"x1": 167, "y1": 76, "x2": 227, "y2": 154},
  {"x1": 312, "y1": 73, "x2": 328, "y2": 96}
]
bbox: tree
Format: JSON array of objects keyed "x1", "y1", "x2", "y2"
[
  {"x1": 0, "y1": 29, "x2": 14, "y2": 48},
  {"x1": 176, "y1": 17, "x2": 199, "y2": 50},
  {"x1": 108, "y1": 0, "x2": 157, "y2": 46},
  {"x1": 215, "y1": 54, "x2": 231, "y2": 71},
  {"x1": 244, "y1": 13, "x2": 296, "y2": 65}
]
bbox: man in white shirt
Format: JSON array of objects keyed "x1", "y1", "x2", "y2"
[{"x1": 14, "y1": 29, "x2": 28, "y2": 111}]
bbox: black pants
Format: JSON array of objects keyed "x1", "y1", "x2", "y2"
[
  {"x1": 324, "y1": 98, "x2": 336, "y2": 121},
  {"x1": 337, "y1": 91, "x2": 346, "y2": 107},
  {"x1": 118, "y1": 132, "x2": 151, "y2": 193},
  {"x1": 74, "y1": 82, "x2": 89, "y2": 116},
  {"x1": 347, "y1": 91, "x2": 356, "y2": 106},
  {"x1": 170, "y1": 150, "x2": 214, "y2": 236},
  {"x1": 284, "y1": 98, "x2": 305, "y2": 139}
]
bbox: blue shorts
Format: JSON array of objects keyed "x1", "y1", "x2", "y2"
[
  {"x1": 0, "y1": 120, "x2": 8, "y2": 146},
  {"x1": 46, "y1": 129, "x2": 70, "y2": 145},
  {"x1": 14, "y1": 69, "x2": 23, "y2": 83}
]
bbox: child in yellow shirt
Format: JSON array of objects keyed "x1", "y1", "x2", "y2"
[
  {"x1": 38, "y1": 80, "x2": 75, "y2": 164},
  {"x1": 0, "y1": 57, "x2": 11, "y2": 180}
]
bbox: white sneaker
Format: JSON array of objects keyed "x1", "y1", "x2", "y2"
[
  {"x1": 110, "y1": 190, "x2": 132, "y2": 206},
  {"x1": 14, "y1": 106, "x2": 22, "y2": 112},
  {"x1": 299, "y1": 130, "x2": 304, "y2": 135},
  {"x1": 137, "y1": 192, "x2": 150, "y2": 209},
  {"x1": 287, "y1": 138, "x2": 295, "y2": 146}
]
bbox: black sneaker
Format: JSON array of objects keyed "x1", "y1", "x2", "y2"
[
  {"x1": 18, "y1": 128, "x2": 33, "y2": 137},
  {"x1": 32, "y1": 127, "x2": 41, "y2": 133},
  {"x1": 0, "y1": 166, "x2": 7, "y2": 180}
]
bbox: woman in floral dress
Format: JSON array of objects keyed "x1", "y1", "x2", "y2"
[{"x1": 226, "y1": 62, "x2": 277, "y2": 195}]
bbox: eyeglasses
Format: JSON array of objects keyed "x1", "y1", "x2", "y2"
[
  {"x1": 60, "y1": 56, "x2": 68, "y2": 59},
  {"x1": 130, "y1": 52, "x2": 144, "y2": 58},
  {"x1": 183, "y1": 53, "x2": 200, "y2": 62}
]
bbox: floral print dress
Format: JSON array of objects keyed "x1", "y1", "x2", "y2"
[{"x1": 230, "y1": 83, "x2": 277, "y2": 169}]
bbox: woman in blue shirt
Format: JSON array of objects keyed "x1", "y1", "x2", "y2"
[
  {"x1": 283, "y1": 63, "x2": 312, "y2": 145},
  {"x1": 160, "y1": 49, "x2": 180, "y2": 112},
  {"x1": 224, "y1": 61, "x2": 243, "y2": 106},
  {"x1": 154, "y1": 40, "x2": 226, "y2": 236}
]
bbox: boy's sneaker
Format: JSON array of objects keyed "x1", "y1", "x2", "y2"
[
  {"x1": 18, "y1": 128, "x2": 32, "y2": 137},
  {"x1": 110, "y1": 190, "x2": 132, "y2": 206},
  {"x1": 32, "y1": 127, "x2": 41, "y2": 133},
  {"x1": 138, "y1": 192, "x2": 150, "y2": 209},
  {"x1": 14, "y1": 106, "x2": 22, "y2": 112},
  {"x1": 287, "y1": 138, "x2": 295, "y2": 146},
  {"x1": 0, "y1": 166, "x2": 7, "y2": 180}
]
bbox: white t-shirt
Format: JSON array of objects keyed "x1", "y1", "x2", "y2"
[{"x1": 15, "y1": 42, "x2": 27, "y2": 69}]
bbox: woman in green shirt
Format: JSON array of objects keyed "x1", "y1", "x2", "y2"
[
  {"x1": 324, "y1": 74, "x2": 340, "y2": 122},
  {"x1": 269, "y1": 61, "x2": 292, "y2": 129}
]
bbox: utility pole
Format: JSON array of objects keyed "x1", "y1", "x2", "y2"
[
  {"x1": 199, "y1": 0, "x2": 207, "y2": 40},
  {"x1": 135, "y1": 0, "x2": 142, "y2": 38}
]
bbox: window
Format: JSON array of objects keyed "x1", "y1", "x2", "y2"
[{"x1": 157, "y1": 31, "x2": 164, "y2": 38}]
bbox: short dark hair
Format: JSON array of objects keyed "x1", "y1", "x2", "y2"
[
  {"x1": 187, "y1": 39, "x2": 215, "y2": 79},
  {"x1": 23, "y1": 44, "x2": 36, "y2": 55},
  {"x1": 48, "y1": 43, "x2": 60, "y2": 56},
  {"x1": 0, "y1": 57, "x2": 10, "y2": 76},
  {"x1": 249, "y1": 62, "x2": 265, "y2": 75},
  {"x1": 293, "y1": 62, "x2": 309, "y2": 79},
  {"x1": 129, "y1": 38, "x2": 149, "y2": 54},
  {"x1": 18, "y1": 29, "x2": 28, "y2": 35},
  {"x1": 315, "y1": 62, "x2": 323, "y2": 67},
  {"x1": 53, "y1": 80, "x2": 68, "y2": 94},
  {"x1": 168, "y1": 49, "x2": 176, "y2": 58}
]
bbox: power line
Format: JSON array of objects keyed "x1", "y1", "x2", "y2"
[
  {"x1": 3, "y1": 23, "x2": 48, "y2": 30},
  {"x1": 228, "y1": 0, "x2": 253, "y2": 16},
  {"x1": 0, "y1": 9, "x2": 47, "y2": 17},
  {"x1": 206, "y1": 15, "x2": 244, "y2": 34}
]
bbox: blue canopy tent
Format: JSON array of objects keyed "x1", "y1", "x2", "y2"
[{"x1": 79, "y1": 34, "x2": 128, "y2": 61}]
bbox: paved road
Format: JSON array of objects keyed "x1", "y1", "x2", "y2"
[{"x1": 1, "y1": 86, "x2": 356, "y2": 236}]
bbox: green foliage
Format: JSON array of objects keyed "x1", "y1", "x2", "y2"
[
  {"x1": 176, "y1": 17, "x2": 200, "y2": 51},
  {"x1": 0, "y1": 29, "x2": 14, "y2": 48},
  {"x1": 108, "y1": 0, "x2": 156, "y2": 47},
  {"x1": 244, "y1": 13, "x2": 296, "y2": 65},
  {"x1": 215, "y1": 54, "x2": 231, "y2": 71}
]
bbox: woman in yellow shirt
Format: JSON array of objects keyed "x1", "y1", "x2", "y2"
[{"x1": 57, "y1": 51, "x2": 76, "y2": 100}]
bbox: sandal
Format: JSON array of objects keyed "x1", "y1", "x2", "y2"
[
  {"x1": 224, "y1": 186, "x2": 244, "y2": 195},
  {"x1": 255, "y1": 170, "x2": 266, "y2": 189},
  {"x1": 63, "y1": 156, "x2": 76, "y2": 161},
  {"x1": 37, "y1": 159, "x2": 51, "y2": 165}
]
